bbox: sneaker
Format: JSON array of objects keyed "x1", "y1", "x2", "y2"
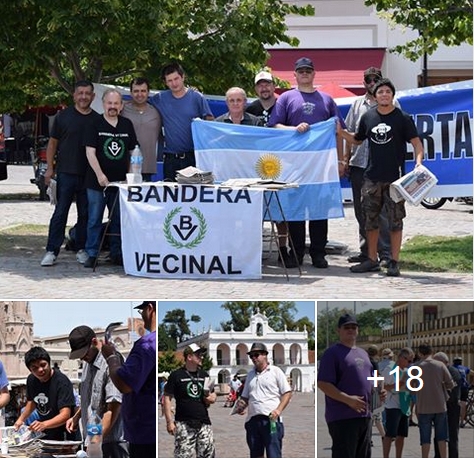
[
  {"x1": 312, "y1": 256, "x2": 328, "y2": 269},
  {"x1": 40, "y1": 251, "x2": 57, "y2": 266},
  {"x1": 347, "y1": 253, "x2": 368, "y2": 263},
  {"x1": 379, "y1": 258, "x2": 391, "y2": 268},
  {"x1": 350, "y1": 258, "x2": 380, "y2": 273},
  {"x1": 76, "y1": 249, "x2": 88, "y2": 264},
  {"x1": 386, "y1": 259, "x2": 401, "y2": 277},
  {"x1": 83, "y1": 256, "x2": 97, "y2": 269}
]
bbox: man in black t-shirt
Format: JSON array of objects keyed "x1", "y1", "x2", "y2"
[
  {"x1": 163, "y1": 344, "x2": 216, "y2": 457},
  {"x1": 41, "y1": 80, "x2": 101, "y2": 267},
  {"x1": 339, "y1": 78, "x2": 424, "y2": 277},
  {"x1": 14, "y1": 347, "x2": 76, "y2": 440},
  {"x1": 83, "y1": 88, "x2": 137, "y2": 268}
]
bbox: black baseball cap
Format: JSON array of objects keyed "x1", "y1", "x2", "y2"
[
  {"x1": 68, "y1": 325, "x2": 96, "y2": 359},
  {"x1": 134, "y1": 301, "x2": 156, "y2": 310},
  {"x1": 295, "y1": 57, "x2": 314, "y2": 71},
  {"x1": 338, "y1": 313, "x2": 358, "y2": 328}
]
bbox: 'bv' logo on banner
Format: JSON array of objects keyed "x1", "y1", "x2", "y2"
[{"x1": 164, "y1": 206, "x2": 207, "y2": 249}]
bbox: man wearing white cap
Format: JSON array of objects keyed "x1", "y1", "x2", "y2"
[
  {"x1": 163, "y1": 343, "x2": 216, "y2": 457},
  {"x1": 247, "y1": 70, "x2": 277, "y2": 127}
]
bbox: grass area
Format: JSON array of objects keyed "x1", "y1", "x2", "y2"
[
  {"x1": 0, "y1": 224, "x2": 48, "y2": 255},
  {"x1": 401, "y1": 235, "x2": 473, "y2": 273}
]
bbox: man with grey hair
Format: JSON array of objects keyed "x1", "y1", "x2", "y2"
[
  {"x1": 433, "y1": 352, "x2": 462, "y2": 458},
  {"x1": 83, "y1": 88, "x2": 138, "y2": 268},
  {"x1": 381, "y1": 347, "x2": 414, "y2": 458},
  {"x1": 216, "y1": 87, "x2": 263, "y2": 126},
  {"x1": 416, "y1": 343, "x2": 454, "y2": 458}
]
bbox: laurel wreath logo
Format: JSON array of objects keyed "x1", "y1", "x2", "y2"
[{"x1": 163, "y1": 206, "x2": 207, "y2": 249}]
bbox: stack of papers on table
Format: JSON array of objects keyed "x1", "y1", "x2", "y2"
[{"x1": 176, "y1": 166, "x2": 214, "y2": 184}]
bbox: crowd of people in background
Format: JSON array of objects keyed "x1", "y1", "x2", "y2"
[
  {"x1": 318, "y1": 313, "x2": 473, "y2": 458},
  {"x1": 37, "y1": 57, "x2": 424, "y2": 276},
  {"x1": 0, "y1": 301, "x2": 156, "y2": 458}
]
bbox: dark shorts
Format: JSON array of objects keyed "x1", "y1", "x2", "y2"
[
  {"x1": 460, "y1": 387, "x2": 469, "y2": 401},
  {"x1": 361, "y1": 179, "x2": 406, "y2": 231},
  {"x1": 385, "y1": 408, "x2": 409, "y2": 438}
]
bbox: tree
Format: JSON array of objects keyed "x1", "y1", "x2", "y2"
[
  {"x1": 316, "y1": 307, "x2": 392, "y2": 359},
  {"x1": 158, "y1": 324, "x2": 176, "y2": 352},
  {"x1": 365, "y1": 0, "x2": 473, "y2": 60},
  {"x1": 158, "y1": 350, "x2": 182, "y2": 373},
  {"x1": 1, "y1": 0, "x2": 314, "y2": 111},
  {"x1": 161, "y1": 308, "x2": 201, "y2": 347}
]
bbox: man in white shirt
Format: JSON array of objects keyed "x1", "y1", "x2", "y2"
[{"x1": 238, "y1": 343, "x2": 292, "y2": 458}]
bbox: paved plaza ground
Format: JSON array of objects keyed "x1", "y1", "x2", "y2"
[
  {"x1": 317, "y1": 389, "x2": 474, "y2": 458},
  {"x1": 1, "y1": 165, "x2": 472, "y2": 299},
  {"x1": 158, "y1": 392, "x2": 315, "y2": 458}
]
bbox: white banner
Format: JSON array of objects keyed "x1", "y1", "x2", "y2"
[{"x1": 119, "y1": 183, "x2": 264, "y2": 279}]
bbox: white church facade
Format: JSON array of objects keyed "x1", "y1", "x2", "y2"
[{"x1": 177, "y1": 310, "x2": 314, "y2": 392}]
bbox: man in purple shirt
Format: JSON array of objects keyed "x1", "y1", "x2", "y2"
[
  {"x1": 317, "y1": 313, "x2": 375, "y2": 457},
  {"x1": 268, "y1": 57, "x2": 345, "y2": 269},
  {"x1": 102, "y1": 301, "x2": 156, "y2": 458}
]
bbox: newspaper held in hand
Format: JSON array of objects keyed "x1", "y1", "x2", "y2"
[
  {"x1": 370, "y1": 383, "x2": 385, "y2": 416},
  {"x1": 230, "y1": 397, "x2": 248, "y2": 416},
  {"x1": 389, "y1": 165, "x2": 438, "y2": 206},
  {"x1": 47, "y1": 178, "x2": 57, "y2": 206},
  {"x1": 203, "y1": 377, "x2": 215, "y2": 396}
]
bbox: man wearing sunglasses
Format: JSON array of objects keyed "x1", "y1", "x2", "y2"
[
  {"x1": 162, "y1": 343, "x2": 216, "y2": 458},
  {"x1": 238, "y1": 342, "x2": 292, "y2": 458},
  {"x1": 380, "y1": 347, "x2": 415, "y2": 458},
  {"x1": 67, "y1": 325, "x2": 127, "y2": 457},
  {"x1": 344, "y1": 67, "x2": 400, "y2": 270},
  {"x1": 317, "y1": 313, "x2": 377, "y2": 457}
]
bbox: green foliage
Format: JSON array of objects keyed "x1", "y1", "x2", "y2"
[
  {"x1": 401, "y1": 235, "x2": 473, "y2": 272},
  {"x1": 317, "y1": 306, "x2": 393, "y2": 359},
  {"x1": 365, "y1": 0, "x2": 473, "y2": 60},
  {"x1": 160, "y1": 308, "x2": 202, "y2": 348},
  {"x1": 0, "y1": 0, "x2": 314, "y2": 111},
  {"x1": 158, "y1": 350, "x2": 182, "y2": 373},
  {"x1": 158, "y1": 324, "x2": 176, "y2": 352}
]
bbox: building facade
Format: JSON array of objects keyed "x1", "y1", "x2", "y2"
[
  {"x1": 381, "y1": 301, "x2": 474, "y2": 367},
  {"x1": 177, "y1": 310, "x2": 314, "y2": 392},
  {"x1": 267, "y1": 0, "x2": 472, "y2": 92}
]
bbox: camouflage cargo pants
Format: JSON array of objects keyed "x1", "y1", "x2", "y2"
[{"x1": 174, "y1": 421, "x2": 215, "y2": 458}]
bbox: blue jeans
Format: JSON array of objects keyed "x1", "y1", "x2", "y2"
[
  {"x1": 418, "y1": 412, "x2": 448, "y2": 445},
  {"x1": 86, "y1": 187, "x2": 121, "y2": 258},
  {"x1": 245, "y1": 415, "x2": 284, "y2": 458},
  {"x1": 46, "y1": 173, "x2": 88, "y2": 254}
]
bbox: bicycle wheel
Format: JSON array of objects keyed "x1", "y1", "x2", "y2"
[{"x1": 420, "y1": 197, "x2": 447, "y2": 209}]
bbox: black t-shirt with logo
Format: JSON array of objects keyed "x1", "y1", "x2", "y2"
[
  {"x1": 84, "y1": 115, "x2": 137, "y2": 190},
  {"x1": 164, "y1": 367, "x2": 211, "y2": 424},
  {"x1": 355, "y1": 107, "x2": 419, "y2": 183},
  {"x1": 26, "y1": 370, "x2": 76, "y2": 440}
]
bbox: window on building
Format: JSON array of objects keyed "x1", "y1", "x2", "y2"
[
  {"x1": 423, "y1": 306, "x2": 437, "y2": 322},
  {"x1": 217, "y1": 349, "x2": 222, "y2": 365},
  {"x1": 256, "y1": 323, "x2": 263, "y2": 336}
]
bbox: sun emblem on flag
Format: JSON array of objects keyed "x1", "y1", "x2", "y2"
[{"x1": 255, "y1": 153, "x2": 282, "y2": 179}]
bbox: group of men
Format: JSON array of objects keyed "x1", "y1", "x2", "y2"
[
  {"x1": 162, "y1": 342, "x2": 292, "y2": 458},
  {"x1": 5, "y1": 300, "x2": 156, "y2": 458},
  {"x1": 318, "y1": 313, "x2": 472, "y2": 458},
  {"x1": 39, "y1": 57, "x2": 424, "y2": 277}
]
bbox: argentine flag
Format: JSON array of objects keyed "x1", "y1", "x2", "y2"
[{"x1": 192, "y1": 118, "x2": 344, "y2": 220}]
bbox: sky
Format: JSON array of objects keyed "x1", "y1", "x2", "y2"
[
  {"x1": 158, "y1": 301, "x2": 315, "y2": 334},
  {"x1": 29, "y1": 300, "x2": 144, "y2": 337}
]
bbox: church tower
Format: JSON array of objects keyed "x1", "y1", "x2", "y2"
[{"x1": 0, "y1": 301, "x2": 35, "y2": 379}]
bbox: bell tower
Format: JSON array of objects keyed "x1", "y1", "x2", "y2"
[{"x1": 0, "y1": 301, "x2": 35, "y2": 379}]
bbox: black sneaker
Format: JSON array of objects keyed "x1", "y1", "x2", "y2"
[
  {"x1": 379, "y1": 258, "x2": 391, "y2": 268},
  {"x1": 312, "y1": 256, "x2": 328, "y2": 269},
  {"x1": 386, "y1": 259, "x2": 400, "y2": 277},
  {"x1": 350, "y1": 259, "x2": 380, "y2": 273},
  {"x1": 84, "y1": 256, "x2": 97, "y2": 268},
  {"x1": 347, "y1": 253, "x2": 368, "y2": 263}
]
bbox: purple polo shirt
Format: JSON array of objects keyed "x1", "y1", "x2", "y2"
[
  {"x1": 317, "y1": 343, "x2": 373, "y2": 423},
  {"x1": 117, "y1": 331, "x2": 156, "y2": 444}
]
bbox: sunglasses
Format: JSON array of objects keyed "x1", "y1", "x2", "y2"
[
  {"x1": 364, "y1": 76, "x2": 380, "y2": 84},
  {"x1": 249, "y1": 352, "x2": 264, "y2": 358},
  {"x1": 297, "y1": 69, "x2": 313, "y2": 74}
]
